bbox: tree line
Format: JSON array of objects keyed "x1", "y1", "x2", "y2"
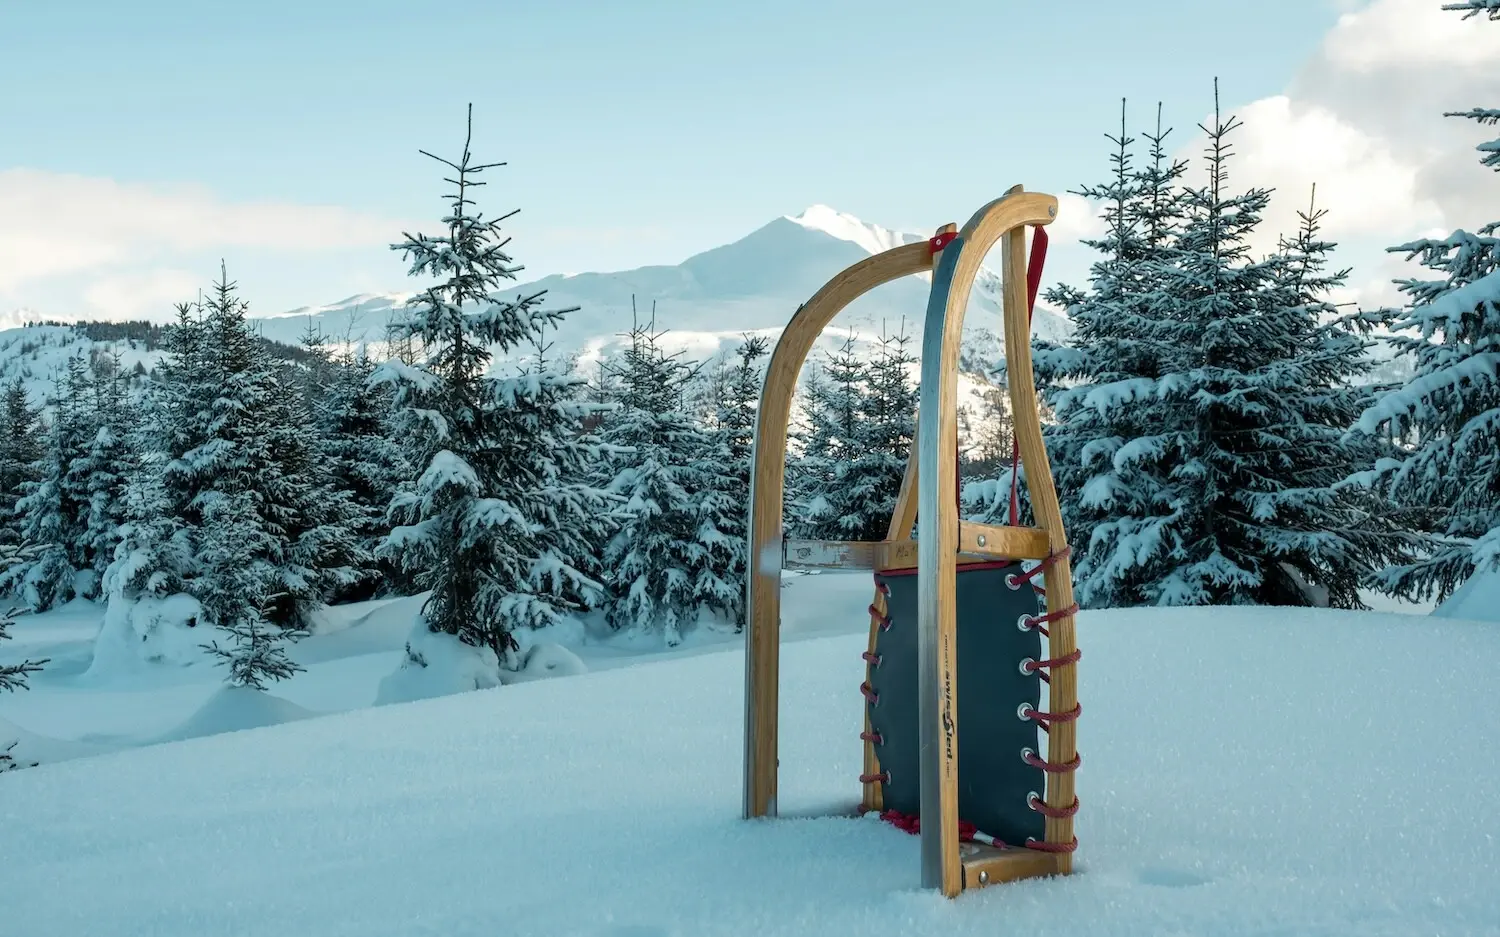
[{"x1": 1, "y1": 0, "x2": 1495, "y2": 699}]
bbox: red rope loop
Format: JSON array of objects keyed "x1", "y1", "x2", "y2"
[
  {"x1": 1019, "y1": 701, "x2": 1081, "y2": 728},
  {"x1": 861, "y1": 651, "x2": 883, "y2": 667},
  {"x1": 860, "y1": 730, "x2": 884, "y2": 745},
  {"x1": 867, "y1": 604, "x2": 891, "y2": 631},
  {"x1": 1028, "y1": 794, "x2": 1080, "y2": 819},
  {"x1": 860, "y1": 682, "x2": 880, "y2": 706},
  {"x1": 1021, "y1": 647, "x2": 1081, "y2": 684},
  {"x1": 859, "y1": 771, "x2": 890, "y2": 785},
  {"x1": 1006, "y1": 545, "x2": 1073, "y2": 590},
  {"x1": 1022, "y1": 748, "x2": 1081, "y2": 774}
]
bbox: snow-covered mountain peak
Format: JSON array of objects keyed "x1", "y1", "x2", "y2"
[{"x1": 785, "y1": 204, "x2": 917, "y2": 257}]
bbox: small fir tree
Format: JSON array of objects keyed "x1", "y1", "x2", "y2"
[{"x1": 376, "y1": 104, "x2": 612, "y2": 663}]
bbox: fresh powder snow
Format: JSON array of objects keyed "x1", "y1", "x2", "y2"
[{"x1": 1, "y1": 571, "x2": 1496, "y2": 936}]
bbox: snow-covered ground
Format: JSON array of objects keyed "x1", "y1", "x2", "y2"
[{"x1": 2, "y1": 574, "x2": 1496, "y2": 936}]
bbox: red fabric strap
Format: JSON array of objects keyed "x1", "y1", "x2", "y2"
[{"x1": 1008, "y1": 225, "x2": 1050, "y2": 527}]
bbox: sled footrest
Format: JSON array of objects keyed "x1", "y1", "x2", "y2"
[{"x1": 960, "y1": 842, "x2": 1068, "y2": 889}]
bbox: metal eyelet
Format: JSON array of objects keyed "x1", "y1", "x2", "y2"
[
  {"x1": 1017, "y1": 614, "x2": 1034, "y2": 632},
  {"x1": 1016, "y1": 702, "x2": 1034, "y2": 721},
  {"x1": 1018, "y1": 657, "x2": 1035, "y2": 675}
]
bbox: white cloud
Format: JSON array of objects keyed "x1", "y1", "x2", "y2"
[
  {"x1": 82, "y1": 269, "x2": 203, "y2": 321},
  {"x1": 1322, "y1": 0, "x2": 1500, "y2": 70},
  {"x1": 0, "y1": 169, "x2": 408, "y2": 296},
  {"x1": 1049, "y1": 193, "x2": 1108, "y2": 244},
  {"x1": 1164, "y1": 0, "x2": 1500, "y2": 307}
]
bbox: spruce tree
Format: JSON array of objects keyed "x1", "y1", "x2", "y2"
[
  {"x1": 377, "y1": 104, "x2": 612, "y2": 662},
  {"x1": 4, "y1": 356, "x2": 94, "y2": 610},
  {"x1": 0, "y1": 379, "x2": 43, "y2": 552},
  {"x1": 789, "y1": 334, "x2": 868, "y2": 539},
  {"x1": 107, "y1": 269, "x2": 344, "y2": 687},
  {"x1": 319, "y1": 345, "x2": 412, "y2": 601},
  {"x1": 597, "y1": 318, "x2": 729, "y2": 646},
  {"x1": 1023, "y1": 100, "x2": 1188, "y2": 606},
  {"x1": 75, "y1": 354, "x2": 135, "y2": 597},
  {"x1": 843, "y1": 322, "x2": 918, "y2": 541},
  {"x1": 1350, "y1": 3, "x2": 1500, "y2": 600}
]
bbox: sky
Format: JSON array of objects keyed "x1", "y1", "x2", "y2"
[{"x1": 1, "y1": 0, "x2": 1498, "y2": 325}]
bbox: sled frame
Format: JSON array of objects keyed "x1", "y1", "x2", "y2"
[{"x1": 741, "y1": 186, "x2": 1078, "y2": 897}]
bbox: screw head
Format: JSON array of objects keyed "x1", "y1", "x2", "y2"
[
  {"x1": 977, "y1": 534, "x2": 988, "y2": 547},
  {"x1": 979, "y1": 870, "x2": 990, "y2": 884}
]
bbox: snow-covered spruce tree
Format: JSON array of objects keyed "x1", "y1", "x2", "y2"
[
  {"x1": 317, "y1": 344, "x2": 412, "y2": 601},
  {"x1": 375, "y1": 104, "x2": 613, "y2": 677},
  {"x1": 704, "y1": 333, "x2": 768, "y2": 629},
  {"x1": 3, "y1": 356, "x2": 95, "y2": 610},
  {"x1": 788, "y1": 333, "x2": 868, "y2": 539},
  {"x1": 1349, "y1": 4, "x2": 1500, "y2": 600},
  {"x1": 104, "y1": 270, "x2": 345, "y2": 685},
  {"x1": 840, "y1": 322, "x2": 918, "y2": 541},
  {"x1": 1238, "y1": 189, "x2": 1422, "y2": 607},
  {"x1": 596, "y1": 318, "x2": 733, "y2": 645},
  {"x1": 197, "y1": 488, "x2": 303, "y2": 689},
  {"x1": 75, "y1": 353, "x2": 135, "y2": 597},
  {"x1": 0, "y1": 378, "x2": 43, "y2": 552},
  {"x1": 1015, "y1": 100, "x2": 1189, "y2": 605},
  {"x1": 1115, "y1": 85, "x2": 1405, "y2": 607}
]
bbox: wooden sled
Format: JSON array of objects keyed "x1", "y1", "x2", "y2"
[{"x1": 741, "y1": 186, "x2": 1080, "y2": 897}]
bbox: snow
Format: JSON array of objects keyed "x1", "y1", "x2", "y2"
[
  {"x1": 787, "y1": 204, "x2": 918, "y2": 257},
  {"x1": 1, "y1": 571, "x2": 1494, "y2": 935},
  {"x1": 1435, "y1": 566, "x2": 1500, "y2": 621}
]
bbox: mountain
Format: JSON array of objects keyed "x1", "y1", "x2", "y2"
[{"x1": 255, "y1": 205, "x2": 1075, "y2": 375}]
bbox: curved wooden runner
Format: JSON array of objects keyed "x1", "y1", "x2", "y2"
[
  {"x1": 743, "y1": 239, "x2": 935, "y2": 821},
  {"x1": 742, "y1": 187, "x2": 1074, "y2": 899}
]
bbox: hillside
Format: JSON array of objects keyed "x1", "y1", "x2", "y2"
[{"x1": 0, "y1": 574, "x2": 1494, "y2": 936}]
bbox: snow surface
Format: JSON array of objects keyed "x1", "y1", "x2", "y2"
[
  {"x1": 1, "y1": 572, "x2": 1496, "y2": 936},
  {"x1": 1436, "y1": 566, "x2": 1500, "y2": 621}
]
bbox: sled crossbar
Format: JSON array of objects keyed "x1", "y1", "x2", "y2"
[{"x1": 783, "y1": 525, "x2": 1051, "y2": 571}]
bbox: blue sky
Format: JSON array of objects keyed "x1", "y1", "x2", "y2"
[{"x1": 1, "y1": 0, "x2": 1496, "y2": 321}]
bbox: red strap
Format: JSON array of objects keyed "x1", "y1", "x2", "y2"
[
  {"x1": 1008, "y1": 226, "x2": 1049, "y2": 527},
  {"x1": 929, "y1": 230, "x2": 957, "y2": 253}
]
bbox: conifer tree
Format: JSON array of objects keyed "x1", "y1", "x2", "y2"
[
  {"x1": 596, "y1": 318, "x2": 730, "y2": 646},
  {"x1": 107, "y1": 268, "x2": 350, "y2": 687},
  {"x1": 789, "y1": 334, "x2": 868, "y2": 539},
  {"x1": 376, "y1": 104, "x2": 613, "y2": 663},
  {"x1": 318, "y1": 345, "x2": 412, "y2": 600},
  {"x1": 1350, "y1": 1, "x2": 1500, "y2": 600},
  {"x1": 1016, "y1": 101, "x2": 1187, "y2": 604},
  {"x1": 842, "y1": 322, "x2": 918, "y2": 540},
  {"x1": 0, "y1": 379, "x2": 43, "y2": 552},
  {"x1": 4, "y1": 356, "x2": 94, "y2": 609},
  {"x1": 75, "y1": 353, "x2": 135, "y2": 596},
  {"x1": 700, "y1": 333, "x2": 767, "y2": 629}
]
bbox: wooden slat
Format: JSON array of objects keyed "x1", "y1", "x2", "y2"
[
  {"x1": 915, "y1": 186, "x2": 1060, "y2": 897},
  {"x1": 744, "y1": 239, "x2": 935, "y2": 821},
  {"x1": 1002, "y1": 208, "x2": 1079, "y2": 874},
  {"x1": 955, "y1": 522, "x2": 1051, "y2": 561},
  {"x1": 961, "y1": 844, "x2": 1067, "y2": 889},
  {"x1": 783, "y1": 539, "x2": 878, "y2": 570}
]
